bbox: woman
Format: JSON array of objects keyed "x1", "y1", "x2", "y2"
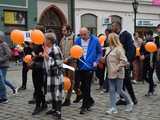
[
  {"x1": 105, "y1": 33, "x2": 133, "y2": 114},
  {"x1": 44, "y1": 33, "x2": 64, "y2": 120},
  {"x1": 31, "y1": 44, "x2": 47, "y2": 115},
  {"x1": 132, "y1": 32, "x2": 143, "y2": 82}
]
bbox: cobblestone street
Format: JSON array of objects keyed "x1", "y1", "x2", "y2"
[{"x1": 0, "y1": 67, "x2": 160, "y2": 120}]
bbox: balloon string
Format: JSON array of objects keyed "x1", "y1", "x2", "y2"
[{"x1": 79, "y1": 59, "x2": 92, "y2": 69}]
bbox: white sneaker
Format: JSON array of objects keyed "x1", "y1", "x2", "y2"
[
  {"x1": 106, "y1": 108, "x2": 118, "y2": 115},
  {"x1": 13, "y1": 88, "x2": 18, "y2": 95},
  {"x1": 125, "y1": 103, "x2": 134, "y2": 112},
  {"x1": 132, "y1": 80, "x2": 137, "y2": 84}
]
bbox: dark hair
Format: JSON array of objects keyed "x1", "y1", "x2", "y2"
[
  {"x1": 105, "y1": 28, "x2": 111, "y2": 33},
  {"x1": 35, "y1": 25, "x2": 45, "y2": 33},
  {"x1": 112, "y1": 22, "x2": 122, "y2": 29},
  {"x1": 133, "y1": 32, "x2": 138, "y2": 36},
  {"x1": 146, "y1": 30, "x2": 153, "y2": 36},
  {"x1": 98, "y1": 34, "x2": 104, "y2": 38},
  {"x1": 157, "y1": 24, "x2": 160, "y2": 28},
  {"x1": 62, "y1": 24, "x2": 72, "y2": 32}
]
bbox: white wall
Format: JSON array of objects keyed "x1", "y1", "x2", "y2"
[{"x1": 75, "y1": 0, "x2": 160, "y2": 35}]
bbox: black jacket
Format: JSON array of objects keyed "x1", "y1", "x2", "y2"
[{"x1": 119, "y1": 31, "x2": 136, "y2": 63}]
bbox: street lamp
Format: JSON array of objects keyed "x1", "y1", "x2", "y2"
[{"x1": 132, "y1": 0, "x2": 139, "y2": 33}]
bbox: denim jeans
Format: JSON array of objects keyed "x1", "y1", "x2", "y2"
[
  {"x1": 108, "y1": 79, "x2": 131, "y2": 110},
  {"x1": 0, "y1": 69, "x2": 7, "y2": 99},
  {"x1": 1, "y1": 68, "x2": 15, "y2": 92}
]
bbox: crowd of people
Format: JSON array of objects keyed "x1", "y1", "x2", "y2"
[{"x1": 0, "y1": 22, "x2": 160, "y2": 120}]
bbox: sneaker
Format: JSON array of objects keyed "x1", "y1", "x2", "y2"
[
  {"x1": 80, "y1": 108, "x2": 87, "y2": 114},
  {"x1": 105, "y1": 108, "x2": 118, "y2": 115},
  {"x1": 125, "y1": 103, "x2": 134, "y2": 112},
  {"x1": 28, "y1": 99, "x2": 36, "y2": 104},
  {"x1": 145, "y1": 92, "x2": 157, "y2": 96},
  {"x1": 0, "y1": 99, "x2": 8, "y2": 104},
  {"x1": 13, "y1": 88, "x2": 18, "y2": 95},
  {"x1": 18, "y1": 86, "x2": 26, "y2": 91},
  {"x1": 46, "y1": 109, "x2": 56, "y2": 115},
  {"x1": 132, "y1": 80, "x2": 137, "y2": 84},
  {"x1": 116, "y1": 99, "x2": 127, "y2": 105},
  {"x1": 73, "y1": 95, "x2": 82, "y2": 103},
  {"x1": 32, "y1": 107, "x2": 42, "y2": 115}
]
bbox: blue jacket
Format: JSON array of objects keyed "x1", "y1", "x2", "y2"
[{"x1": 75, "y1": 35, "x2": 102, "y2": 70}]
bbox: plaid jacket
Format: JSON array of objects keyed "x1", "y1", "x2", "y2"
[{"x1": 47, "y1": 45, "x2": 64, "y2": 101}]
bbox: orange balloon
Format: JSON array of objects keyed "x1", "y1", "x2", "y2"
[
  {"x1": 64, "y1": 76, "x2": 71, "y2": 91},
  {"x1": 31, "y1": 30, "x2": 45, "y2": 45},
  {"x1": 23, "y1": 55, "x2": 32, "y2": 64},
  {"x1": 136, "y1": 47, "x2": 140, "y2": 56},
  {"x1": 145, "y1": 42, "x2": 157, "y2": 53},
  {"x1": 10, "y1": 30, "x2": 24, "y2": 45},
  {"x1": 99, "y1": 35, "x2": 106, "y2": 46},
  {"x1": 70, "y1": 45, "x2": 84, "y2": 59}
]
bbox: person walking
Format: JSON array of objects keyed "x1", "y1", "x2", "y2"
[
  {"x1": 45, "y1": 33, "x2": 64, "y2": 120},
  {"x1": 60, "y1": 25, "x2": 76, "y2": 106},
  {"x1": 140, "y1": 30, "x2": 156, "y2": 96},
  {"x1": 31, "y1": 44, "x2": 47, "y2": 115},
  {"x1": 75, "y1": 27, "x2": 101, "y2": 114},
  {"x1": 132, "y1": 32, "x2": 143, "y2": 82},
  {"x1": 105, "y1": 33, "x2": 133, "y2": 114},
  {"x1": 0, "y1": 31, "x2": 17, "y2": 99},
  {"x1": 111, "y1": 22, "x2": 138, "y2": 105},
  {"x1": 155, "y1": 24, "x2": 160, "y2": 82}
]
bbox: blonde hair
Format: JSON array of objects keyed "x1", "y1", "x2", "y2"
[{"x1": 108, "y1": 33, "x2": 123, "y2": 47}]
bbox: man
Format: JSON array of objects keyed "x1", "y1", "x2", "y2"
[
  {"x1": 155, "y1": 24, "x2": 160, "y2": 82},
  {"x1": 0, "y1": 31, "x2": 11, "y2": 103},
  {"x1": 111, "y1": 22, "x2": 138, "y2": 105},
  {"x1": 75, "y1": 27, "x2": 101, "y2": 114},
  {"x1": 140, "y1": 30, "x2": 156, "y2": 96},
  {"x1": 59, "y1": 25, "x2": 76, "y2": 106}
]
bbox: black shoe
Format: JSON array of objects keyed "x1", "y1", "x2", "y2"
[
  {"x1": 145, "y1": 92, "x2": 157, "y2": 96},
  {"x1": 32, "y1": 107, "x2": 42, "y2": 115},
  {"x1": 46, "y1": 109, "x2": 56, "y2": 115},
  {"x1": 18, "y1": 86, "x2": 26, "y2": 91},
  {"x1": 62, "y1": 99, "x2": 71, "y2": 106},
  {"x1": 55, "y1": 111, "x2": 62, "y2": 120},
  {"x1": 80, "y1": 108, "x2": 87, "y2": 114},
  {"x1": 116, "y1": 99, "x2": 127, "y2": 106},
  {"x1": 28, "y1": 99, "x2": 36, "y2": 104},
  {"x1": 0, "y1": 99, "x2": 8, "y2": 104},
  {"x1": 73, "y1": 95, "x2": 82, "y2": 103},
  {"x1": 42, "y1": 103, "x2": 48, "y2": 110},
  {"x1": 133, "y1": 99, "x2": 138, "y2": 105},
  {"x1": 46, "y1": 100, "x2": 52, "y2": 104}
]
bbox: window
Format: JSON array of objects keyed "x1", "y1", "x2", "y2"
[
  {"x1": 81, "y1": 14, "x2": 97, "y2": 35},
  {"x1": 4, "y1": 10, "x2": 27, "y2": 26}
]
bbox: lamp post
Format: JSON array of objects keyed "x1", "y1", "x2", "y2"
[{"x1": 132, "y1": 0, "x2": 139, "y2": 33}]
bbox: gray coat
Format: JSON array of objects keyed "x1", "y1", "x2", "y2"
[{"x1": 0, "y1": 42, "x2": 11, "y2": 68}]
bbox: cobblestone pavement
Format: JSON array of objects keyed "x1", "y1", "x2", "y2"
[{"x1": 0, "y1": 68, "x2": 160, "y2": 120}]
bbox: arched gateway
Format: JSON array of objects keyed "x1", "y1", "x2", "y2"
[{"x1": 39, "y1": 5, "x2": 67, "y2": 42}]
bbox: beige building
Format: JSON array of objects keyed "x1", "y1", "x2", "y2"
[{"x1": 37, "y1": 0, "x2": 160, "y2": 38}]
